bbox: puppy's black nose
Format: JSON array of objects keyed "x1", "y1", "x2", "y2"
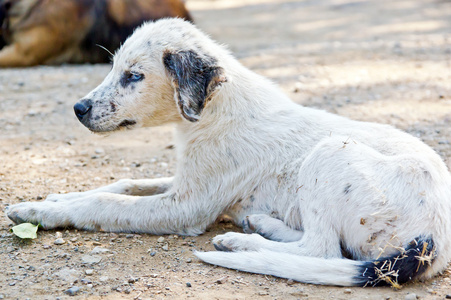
[{"x1": 74, "y1": 99, "x2": 92, "y2": 120}]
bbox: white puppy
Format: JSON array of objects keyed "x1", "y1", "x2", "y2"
[{"x1": 6, "y1": 18, "x2": 451, "y2": 287}]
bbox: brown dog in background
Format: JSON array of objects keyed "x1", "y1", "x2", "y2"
[{"x1": 0, "y1": 0, "x2": 192, "y2": 67}]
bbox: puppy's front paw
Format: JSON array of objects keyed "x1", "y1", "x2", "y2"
[
  {"x1": 6, "y1": 202, "x2": 68, "y2": 229},
  {"x1": 212, "y1": 232, "x2": 266, "y2": 252}
]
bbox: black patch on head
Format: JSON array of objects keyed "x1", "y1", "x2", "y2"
[
  {"x1": 344, "y1": 184, "x2": 352, "y2": 194},
  {"x1": 163, "y1": 50, "x2": 226, "y2": 122},
  {"x1": 354, "y1": 236, "x2": 436, "y2": 287}
]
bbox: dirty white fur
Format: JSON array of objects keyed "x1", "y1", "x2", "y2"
[{"x1": 6, "y1": 18, "x2": 451, "y2": 286}]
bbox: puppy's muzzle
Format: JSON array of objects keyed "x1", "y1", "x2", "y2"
[{"x1": 74, "y1": 99, "x2": 92, "y2": 122}]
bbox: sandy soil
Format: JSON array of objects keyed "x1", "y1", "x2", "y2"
[{"x1": 1, "y1": 0, "x2": 451, "y2": 299}]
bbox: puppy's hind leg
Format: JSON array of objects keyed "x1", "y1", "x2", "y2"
[
  {"x1": 213, "y1": 228, "x2": 342, "y2": 259},
  {"x1": 45, "y1": 177, "x2": 173, "y2": 202},
  {"x1": 243, "y1": 214, "x2": 304, "y2": 242}
]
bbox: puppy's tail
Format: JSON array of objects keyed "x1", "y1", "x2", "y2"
[{"x1": 194, "y1": 237, "x2": 436, "y2": 287}]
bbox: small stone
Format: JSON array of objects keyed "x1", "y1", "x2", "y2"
[
  {"x1": 92, "y1": 241, "x2": 102, "y2": 246},
  {"x1": 81, "y1": 278, "x2": 92, "y2": 284},
  {"x1": 95, "y1": 148, "x2": 104, "y2": 154},
  {"x1": 149, "y1": 251, "x2": 156, "y2": 256},
  {"x1": 55, "y1": 232, "x2": 63, "y2": 239},
  {"x1": 215, "y1": 276, "x2": 228, "y2": 284},
  {"x1": 344, "y1": 288, "x2": 352, "y2": 294},
  {"x1": 126, "y1": 234, "x2": 134, "y2": 239},
  {"x1": 54, "y1": 238, "x2": 66, "y2": 245},
  {"x1": 287, "y1": 279, "x2": 295, "y2": 285},
  {"x1": 157, "y1": 237, "x2": 165, "y2": 243},
  {"x1": 186, "y1": 258, "x2": 192, "y2": 263},
  {"x1": 81, "y1": 255, "x2": 102, "y2": 264},
  {"x1": 85, "y1": 269, "x2": 94, "y2": 276},
  {"x1": 445, "y1": 295, "x2": 451, "y2": 299},
  {"x1": 162, "y1": 244, "x2": 169, "y2": 251},
  {"x1": 128, "y1": 277, "x2": 139, "y2": 283},
  {"x1": 426, "y1": 288, "x2": 436, "y2": 294},
  {"x1": 90, "y1": 247, "x2": 110, "y2": 255},
  {"x1": 99, "y1": 276, "x2": 109, "y2": 282},
  {"x1": 70, "y1": 237, "x2": 78, "y2": 242},
  {"x1": 186, "y1": 282, "x2": 192, "y2": 287},
  {"x1": 55, "y1": 268, "x2": 79, "y2": 282},
  {"x1": 405, "y1": 293, "x2": 417, "y2": 300},
  {"x1": 43, "y1": 244, "x2": 52, "y2": 249},
  {"x1": 65, "y1": 286, "x2": 80, "y2": 296}
]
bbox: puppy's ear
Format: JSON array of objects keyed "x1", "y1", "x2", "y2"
[{"x1": 163, "y1": 50, "x2": 226, "y2": 122}]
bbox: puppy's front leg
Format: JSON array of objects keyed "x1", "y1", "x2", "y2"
[
  {"x1": 45, "y1": 177, "x2": 173, "y2": 202},
  {"x1": 7, "y1": 190, "x2": 218, "y2": 235}
]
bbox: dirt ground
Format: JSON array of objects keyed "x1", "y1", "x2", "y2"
[{"x1": 1, "y1": 0, "x2": 451, "y2": 299}]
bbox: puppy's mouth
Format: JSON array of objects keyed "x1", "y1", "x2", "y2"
[
  {"x1": 106, "y1": 119, "x2": 137, "y2": 132},
  {"x1": 118, "y1": 119, "x2": 137, "y2": 128},
  {"x1": 86, "y1": 119, "x2": 137, "y2": 133}
]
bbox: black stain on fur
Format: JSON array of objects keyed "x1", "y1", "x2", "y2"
[
  {"x1": 163, "y1": 50, "x2": 226, "y2": 122},
  {"x1": 344, "y1": 184, "x2": 352, "y2": 194},
  {"x1": 250, "y1": 195, "x2": 255, "y2": 202},
  {"x1": 110, "y1": 101, "x2": 117, "y2": 112},
  {"x1": 226, "y1": 147, "x2": 239, "y2": 167}
]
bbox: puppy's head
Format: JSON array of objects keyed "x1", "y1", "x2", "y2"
[{"x1": 74, "y1": 18, "x2": 227, "y2": 133}]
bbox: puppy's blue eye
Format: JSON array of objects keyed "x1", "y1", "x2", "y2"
[
  {"x1": 127, "y1": 72, "x2": 144, "y2": 82},
  {"x1": 120, "y1": 71, "x2": 145, "y2": 87}
]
